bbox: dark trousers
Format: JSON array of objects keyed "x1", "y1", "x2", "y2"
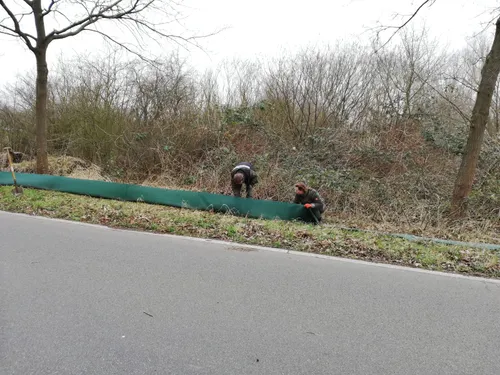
[
  {"x1": 232, "y1": 182, "x2": 253, "y2": 198},
  {"x1": 309, "y1": 208, "x2": 322, "y2": 224}
]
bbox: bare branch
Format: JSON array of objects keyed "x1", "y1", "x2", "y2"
[
  {"x1": 374, "y1": 0, "x2": 436, "y2": 53},
  {"x1": 51, "y1": 9, "x2": 73, "y2": 25},
  {"x1": 414, "y1": 70, "x2": 470, "y2": 123},
  {"x1": 472, "y1": 6, "x2": 500, "y2": 37},
  {"x1": 0, "y1": 27, "x2": 19, "y2": 38},
  {"x1": 116, "y1": 15, "x2": 223, "y2": 51},
  {"x1": 86, "y1": 28, "x2": 161, "y2": 68},
  {"x1": 0, "y1": 0, "x2": 36, "y2": 51},
  {"x1": 445, "y1": 74, "x2": 479, "y2": 93},
  {"x1": 42, "y1": 0, "x2": 59, "y2": 17},
  {"x1": 47, "y1": 0, "x2": 150, "y2": 41}
]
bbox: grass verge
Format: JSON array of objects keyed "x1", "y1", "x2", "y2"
[{"x1": 1, "y1": 186, "x2": 499, "y2": 279}]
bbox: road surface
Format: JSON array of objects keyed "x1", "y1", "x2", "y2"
[{"x1": 1, "y1": 211, "x2": 499, "y2": 375}]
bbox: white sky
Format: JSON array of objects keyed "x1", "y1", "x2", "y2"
[{"x1": 0, "y1": 0, "x2": 499, "y2": 88}]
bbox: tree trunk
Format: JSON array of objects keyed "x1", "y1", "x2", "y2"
[
  {"x1": 32, "y1": 0, "x2": 49, "y2": 174},
  {"x1": 35, "y1": 48, "x2": 49, "y2": 174},
  {"x1": 450, "y1": 17, "x2": 500, "y2": 217}
]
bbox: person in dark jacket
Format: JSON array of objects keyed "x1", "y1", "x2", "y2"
[
  {"x1": 293, "y1": 182, "x2": 325, "y2": 223},
  {"x1": 231, "y1": 162, "x2": 258, "y2": 198}
]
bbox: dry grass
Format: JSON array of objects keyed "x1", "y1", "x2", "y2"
[
  {"x1": 6, "y1": 149, "x2": 499, "y2": 246},
  {"x1": 15, "y1": 155, "x2": 108, "y2": 181}
]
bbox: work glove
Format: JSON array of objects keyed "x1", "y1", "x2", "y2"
[{"x1": 304, "y1": 203, "x2": 315, "y2": 209}]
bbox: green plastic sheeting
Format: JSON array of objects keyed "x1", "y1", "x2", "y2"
[{"x1": 0, "y1": 172, "x2": 316, "y2": 223}]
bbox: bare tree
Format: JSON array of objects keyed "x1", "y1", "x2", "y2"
[
  {"x1": 376, "y1": 0, "x2": 500, "y2": 217},
  {"x1": 0, "y1": 0, "x2": 215, "y2": 173},
  {"x1": 262, "y1": 44, "x2": 371, "y2": 144},
  {"x1": 372, "y1": 26, "x2": 445, "y2": 121}
]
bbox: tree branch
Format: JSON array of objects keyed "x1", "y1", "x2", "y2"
[
  {"x1": 375, "y1": 0, "x2": 436, "y2": 53},
  {"x1": 47, "y1": 0, "x2": 151, "y2": 41},
  {"x1": 445, "y1": 74, "x2": 479, "y2": 93},
  {"x1": 117, "y1": 15, "x2": 222, "y2": 50},
  {"x1": 0, "y1": 27, "x2": 19, "y2": 38},
  {"x1": 42, "y1": 0, "x2": 59, "y2": 17},
  {"x1": 86, "y1": 28, "x2": 161, "y2": 68},
  {"x1": 0, "y1": 0, "x2": 36, "y2": 52},
  {"x1": 51, "y1": 9, "x2": 73, "y2": 25},
  {"x1": 414, "y1": 70, "x2": 470, "y2": 123}
]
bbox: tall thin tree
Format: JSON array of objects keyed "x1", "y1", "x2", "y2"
[
  {"x1": 375, "y1": 0, "x2": 500, "y2": 217},
  {"x1": 0, "y1": 0, "x2": 215, "y2": 173}
]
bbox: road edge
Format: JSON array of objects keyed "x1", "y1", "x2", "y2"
[{"x1": 3, "y1": 210, "x2": 500, "y2": 284}]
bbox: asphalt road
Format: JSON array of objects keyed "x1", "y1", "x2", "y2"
[{"x1": 1, "y1": 211, "x2": 500, "y2": 375}]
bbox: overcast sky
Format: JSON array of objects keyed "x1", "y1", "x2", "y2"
[{"x1": 0, "y1": 0, "x2": 498, "y2": 88}]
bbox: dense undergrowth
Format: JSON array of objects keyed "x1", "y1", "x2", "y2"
[{"x1": 1, "y1": 30, "x2": 499, "y2": 240}]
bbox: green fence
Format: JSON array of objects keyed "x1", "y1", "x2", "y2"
[{"x1": 0, "y1": 172, "x2": 315, "y2": 223}]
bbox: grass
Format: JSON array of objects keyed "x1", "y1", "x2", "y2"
[{"x1": 1, "y1": 185, "x2": 499, "y2": 279}]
